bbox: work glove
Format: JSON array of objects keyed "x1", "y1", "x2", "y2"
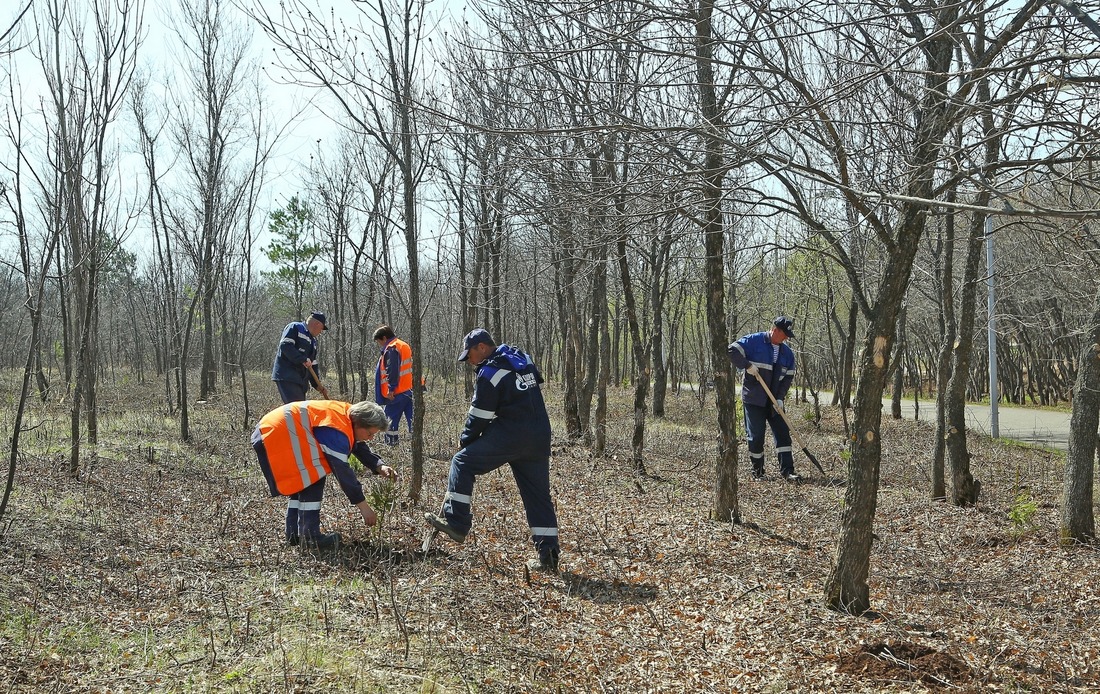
[
  {"x1": 745, "y1": 364, "x2": 759, "y2": 377},
  {"x1": 776, "y1": 399, "x2": 784, "y2": 410}
]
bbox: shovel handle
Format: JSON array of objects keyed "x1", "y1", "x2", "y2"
[
  {"x1": 751, "y1": 370, "x2": 791, "y2": 426},
  {"x1": 751, "y1": 369, "x2": 826, "y2": 476},
  {"x1": 305, "y1": 362, "x2": 330, "y2": 399}
]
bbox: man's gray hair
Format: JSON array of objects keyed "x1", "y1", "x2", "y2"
[{"x1": 348, "y1": 401, "x2": 390, "y2": 431}]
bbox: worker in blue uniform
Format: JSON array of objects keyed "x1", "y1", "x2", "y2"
[
  {"x1": 272, "y1": 311, "x2": 328, "y2": 403},
  {"x1": 728, "y1": 316, "x2": 800, "y2": 481},
  {"x1": 424, "y1": 328, "x2": 561, "y2": 573}
]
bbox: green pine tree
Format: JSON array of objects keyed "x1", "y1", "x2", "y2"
[{"x1": 262, "y1": 196, "x2": 322, "y2": 317}]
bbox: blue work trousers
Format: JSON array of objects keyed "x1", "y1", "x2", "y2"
[
  {"x1": 276, "y1": 380, "x2": 308, "y2": 404},
  {"x1": 441, "y1": 436, "x2": 559, "y2": 562},
  {"x1": 383, "y1": 392, "x2": 413, "y2": 445},
  {"x1": 743, "y1": 402, "x2": 795, "y2": 476},
  {"x1": 254, "y1": 437, "x2": 327, "y2": 541}
]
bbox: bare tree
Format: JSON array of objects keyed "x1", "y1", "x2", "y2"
[
  {"x1": 226, "y1": 78, "x2": 277, "y2": 423},
  {"x1": 1061, "y1": 280, "x2": 1100, "y2": 542},
  {"x1": 168, "y1": 0, "x2": 263, "y2": 406},
  {"x1": 0, "y1": 78, "x2": 64, "y2": 523},
  {"x1": 692, "y1": 0, "x2": 742, "y2": 523},
  {"x1": 722, "y1": 0, "x2": 1074, "y2": 612},
  {"x1": 929, "y1": 184, "x2": 958, "y2": 501},
  {"x1": 248, "y1": 0, "x2": 439, "y2": 499},
  {"x1": 309, "y1": 130, "x2": 399, "y2": 398},
  {"x1": 131, "y1": 74, "x2": 184, "y2": 414},
  {"x1": 31, "y1": 0, "x2": 142, "y2": 475}
]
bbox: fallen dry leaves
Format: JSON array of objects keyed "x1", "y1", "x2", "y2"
[{"x1": 0, "y1": 380, "x2": 1097, "y2": 692}]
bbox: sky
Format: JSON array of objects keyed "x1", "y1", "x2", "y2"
[{"x1": 0, "y1": 0, "x2": 459, "y2": 269}]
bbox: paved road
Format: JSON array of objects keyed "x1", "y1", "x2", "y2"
[
  {"x1": 688, "y1": 384, "x2": 1072, "y2": 450},
  {"x1": 871, "y1": 394, "x2": 1071, "y2": 451}
]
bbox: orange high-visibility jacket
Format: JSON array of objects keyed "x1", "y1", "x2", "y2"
[
  {"x1": 255, "y1": 400, "x2": 354, "y2": 495},
  {"x1": 378, "y1": 338, "x2": 413, "y2": 398}
]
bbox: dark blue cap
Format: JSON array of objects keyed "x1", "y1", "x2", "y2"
[
  {"x1": 773, "y1": 316, "x2": 794, "y2": 338},
  {"x1": 309, "y1": 311, "x2": 328, "y2": 330},
  {"x1": 458, "y1": 328, "x2": 494, "y2": 361}
]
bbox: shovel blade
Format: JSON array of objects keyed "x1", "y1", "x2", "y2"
[{"x1": 421, "y1": 528, "x2": 437, "y2": 554}]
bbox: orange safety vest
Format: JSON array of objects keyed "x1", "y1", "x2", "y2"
[
  {"x1": 256, "y1": 400, "x2": 355, "y2": 495},
  {"x1": 378, "y1": 338, "x2": 413, "y2": 398}
]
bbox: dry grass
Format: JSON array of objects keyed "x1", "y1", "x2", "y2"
[{"x1": 0, "y1": 374, "x2": 1097, "y2": 692}]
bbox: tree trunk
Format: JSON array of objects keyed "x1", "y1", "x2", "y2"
[
  {"x1": 84, "y1": 291, "x2": 99, "y2": 445},
  {"x1": 579, "y1": 247, "x2": 608, "y2": 445},
  {"x1": 490, "y1": 210, "x2": 505, "y2": 338},
  {"x1": 824, "y1": 3, "x2": 957, "y2": 613},
  {"x1": 554, "y1": 227, "x2": 584, "y2": 440},
  {"x1": 4, "y1": 154, "x2": 62, "y2": 521},
  {"x1": 943, "y1": 208, "x2": 985, "y2": 506},
  {"x1": 651, "y1": 224, "x2": 674, "y2": 418},
  {"x1": 57, "y1": 251, "x2": 72, "y2": 385},
  {"x1": 1060, "y1": 283, "x2": 1100, "y2": 543},
  {"x1": 617, "y1": 236, "x2": 649, "y2": 476},
  {"x1": 5, "y1": 309, "x2": 47, "y2": 522},
  {"x1": 200, "y1": 286, "x2": 216, "y2": 400},
  {"x1": 890, "y1": 304, "x2": 907, "y2": 418},
  {"x1": 178, "y1": 288, "x2": 203, "y2": 442},
  {"x1": 68, "y1": 267, "x2": 96, "y2": 475},
  {"x1": 694, "y1": 0, "x2": 739, "y2": 524},
  {"x1": 824, "y1": 206, "x2": 929, "y2": 613},
  {"x1": 838, "y1": 300, "x2": 857, "y2": 408},
  {"x1": 932, "y1": 194, "x2": 957, "y2": 501},
  {"x1": 945, "y1": 61, "x2": 1000, "y2": 505},
  {"x1": 400, "y1": 141, "x2": 426, "y2": 503},
  {"x1": 594, "y1": 290, "x2": 611, "y2": 458}
]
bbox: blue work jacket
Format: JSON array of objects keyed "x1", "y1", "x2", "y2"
[
  {"x1": 271, "y1": 321, "x2": 319, "y2": 386},
  {"x1": 727, "y1": 331, "x2": 795, "y2": 407},
  {"x1": 460, "y1": 345, "x2": 551, "y2": 453}
]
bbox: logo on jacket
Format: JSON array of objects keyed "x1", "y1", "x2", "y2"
[{"x1": 516, "y1": 372, "x2": 539, "y2": 391}]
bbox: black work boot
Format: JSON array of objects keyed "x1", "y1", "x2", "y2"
[
  {"x1": 299, "y1": 508, "x2": 341, "y2": 549},
  {"x1": 301, "y1": 532, "x2": 342, "y2": 549},
  {"x1": 285, "y1": 504, "x2": 300, "y2": 545},
  {"x1": 424, "y1": 512, "x2": 467, "y2": 543},
  {"x1": 530, "y1": 546, "x2": 560, "y2": 573},
  {"x1": 527, "y1": 552, "x2": 560, "y2": 575}
]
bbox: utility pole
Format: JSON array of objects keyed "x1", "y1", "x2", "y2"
[{"x1": 986, "y1": 214, "x2": 999, "y2": 438}]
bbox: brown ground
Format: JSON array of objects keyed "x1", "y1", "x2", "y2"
[{"x1": 0, "y1": 376, "x2": 1097, "y2": 692}]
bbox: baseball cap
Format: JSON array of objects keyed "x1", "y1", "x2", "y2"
[
  {"x1": 457, "y1": 328, "x2": 494, "y2": 361},
  {"x1": 773, "y1": 316, "x2": 794, "y2": 338}
]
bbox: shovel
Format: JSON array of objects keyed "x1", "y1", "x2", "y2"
[
  {"x1": 750, "y1": 369, "x2": 826, "y2": 477},
  {"x1": 305, "y1": 362, "x2": 331, "y2": 399}
]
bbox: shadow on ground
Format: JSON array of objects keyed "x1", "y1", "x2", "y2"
[{"x1": 554, "y1": 569, "x2": 659, "y2": 603}]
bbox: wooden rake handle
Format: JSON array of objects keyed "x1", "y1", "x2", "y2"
[
  {"x1": 751, "y1": 369, "x2": 826, "y2": 476},
  {"x1": 305, "y1": 362, "x2": 330, "y2": 399}
]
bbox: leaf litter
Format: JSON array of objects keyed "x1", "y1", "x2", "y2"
[{"x1": 0, "y1": 385, "x2": 1097, "y2": 692}]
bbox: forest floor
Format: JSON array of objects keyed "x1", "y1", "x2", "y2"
[{"x1": 1, "y1": 374, "x2": 1098, "y2": 693}]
